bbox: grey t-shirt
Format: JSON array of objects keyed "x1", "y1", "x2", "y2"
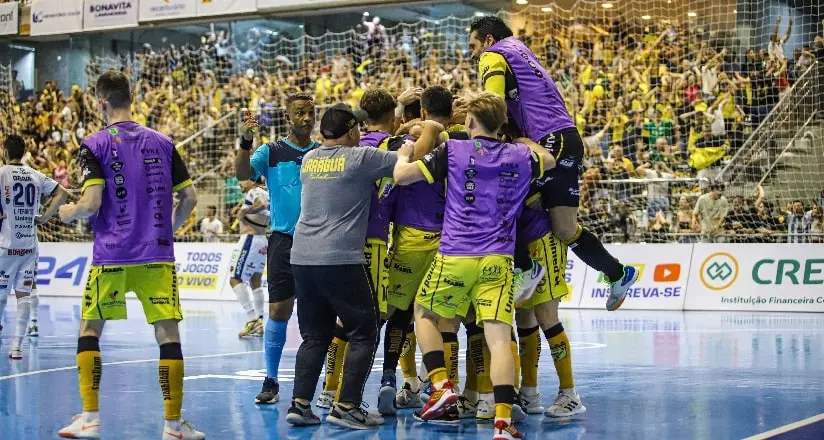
[{"x1": 291, "y1": 144, "x2": 398, "y2": 265}]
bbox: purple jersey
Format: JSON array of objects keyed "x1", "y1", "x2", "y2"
[
  {"x1": 517, "y1": 205, "x2": 551, "y2": 245},
  {"x1": 78, "y1": 122, "x2": 192, "y2": 265},
  {"x1": 418, "y1": 137, "x2": 543, "y2": 256},
  {"x1": 392, "y1": 135, "x2": 446, "y2": 232},
  {"x1": 361, "y1": 130, "x2": 394, "y2": 242},
  {"x1": 484, "y1": 37, "x2": 575, "y2": 140}
]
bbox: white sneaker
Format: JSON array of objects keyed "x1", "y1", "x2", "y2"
[
  {"x1": 606, "y1": 266, "x2": 639, "y2": 311},
  {"x1": 8, "y1": 347, "x2": 22, "y2": 360},
  {"x1": 512, "y1": 403, "x2": 527, "y2": 423},
  {"x1": 162, "y1": 420, "x2": 206, "y2": 440},
  {"x1": 545, "y1": 388, "x2": 586, "y2": 418},
  {"x1": 27, "y1": 322, "x2": 39, "y2": 337},
  {"x1": 519, "y1": 389, "x2": 545, "y2": 414},
  {"x1": 475, "y1": 394, "x2": 494, "y2": 421},
  {"x1": 58, "y1": 414, "x2": 101, "y2": 439},
  {"x1": 395, "y1": 383, "x2": 423, "y2": 409},
  {"x1": 457, "y1": 396, "x2": 477, "y2": 419},
  {"x1": 316, "y1": 390, "x2": 335, "y2": 409},
  {"x1": 515, "y1": 262, "x2": 546, "y2": 307}
]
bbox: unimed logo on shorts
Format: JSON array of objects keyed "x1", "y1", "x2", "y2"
[{"x1": 700, "y1": 252, "x2": 739, "y2": 291}]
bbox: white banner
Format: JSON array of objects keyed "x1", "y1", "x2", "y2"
[
  {"x1": 197, "y1": 0, "x2": 255, "y2": 17},
  {"x1": 558, "y1": 254, "x2": 586, "y2": 309},
  {"x1": 84, "y1": 0, "x2": 138, "y2": 32},
  {"x1": 578, "y1": 244, "x2": 690, "y2": 310},
  {"x1": 30, "y1": 0, "x2": 83, "y2": 36},
  {"x1": 139, "y1": 0, "x2": 196, "y2": 22},
  {"x1": 685, "y1": 244, "x2": 824, "y2": 312},
  {"x1": 0, "y1": 2, "x2": 19, "y2": 36},
  {"x1": 36, "y1": 242, "x2": 238, "y2": 300},
  {"x1": 257, "y1": 0, "x2": 353, "y2": 9}
]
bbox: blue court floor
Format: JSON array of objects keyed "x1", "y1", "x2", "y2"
[{"x1": 1, "y1": 297, "x2": 822, "y2": 440}]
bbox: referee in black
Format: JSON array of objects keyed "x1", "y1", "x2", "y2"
[{"x1": 284, "y1": 104, "x2": 442, "y2": 430}]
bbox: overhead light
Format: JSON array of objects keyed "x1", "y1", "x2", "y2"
[
  {"x1": 299, "y1": 24, "x2": 304, "y2": 28},
  {"x1": 465, "y1": 27, "x2": 471, "y2": 32},
  {"x1": 641, "y1": 15, "x2": 651, "y2": 20},
  {"x1": 363, "y1": 11, "x2": 369, "y2": 16},
  {"x1": 687, "y1": 12, "x2": 697, "y2": 17},
  {"x1": 515, "y1": 0, "x2": 528, "y2": 5},
  {"x1": 474, "y1": 11, "x2": 485, "y2": 17},
  {"x1": 601, "y1": 3, "x2": 614, "y2": 9},
  {"x1": 733, "y1": 9, "x2": 737, "y2": 14},
  {"x1": 541, "y1": 7, "x2": 552, "y2": 12}
]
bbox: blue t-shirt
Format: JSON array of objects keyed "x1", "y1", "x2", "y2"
[{"x1": 250, "y1": 138, "x2": 318, "y2": 235}]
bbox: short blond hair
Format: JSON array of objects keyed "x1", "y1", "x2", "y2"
[{"x1": 466, "y1": 92, "x2": 508, "y2": 133}]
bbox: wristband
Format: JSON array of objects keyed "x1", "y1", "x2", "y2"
[{"x1": 240, "y1": 137, "x2": 253, "y2": 151}]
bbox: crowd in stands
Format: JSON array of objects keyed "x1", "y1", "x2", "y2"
[{"x1": 1, "y1": 13, "x2": 823, "y2": 243}]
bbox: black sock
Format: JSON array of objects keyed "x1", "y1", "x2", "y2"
[
  {"x1": 514, "y1": 240, "x2": 532, "y2": 272},
  {"x1": 382, "y1": 307, "x2": 413, "y2": 374},
  {"x1": 566, "y1": 226, "x2": 624, "y2": 282}
]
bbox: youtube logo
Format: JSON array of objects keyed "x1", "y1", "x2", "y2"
[{"x1": 654, "y1": 263, "x2": 681, "y2": 282}]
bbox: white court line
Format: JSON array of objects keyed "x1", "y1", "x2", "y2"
[
  {"x1": 0, "y1": 349, "x2": 278, "y2": 382},
  {"x1": 742, "y1": 413, "x2": 824, "y2": 440}
]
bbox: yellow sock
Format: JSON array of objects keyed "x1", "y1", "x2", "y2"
[
  {"x1": 546, "y1": 323, "x2": 574, "y2": 389},
  {"x1": 478, "y1": 334, "x2": 493, "y2": 394},
  {"x1": 510, "y1": 331, "x2": 521, "y2": 391},
  {"x1": 159, "y1": 343, "x2": 184, "y2": 421},
  {"x1": 333, "y1": 342, "x2": 350, "y2": 403},
  {"x1": 399, "y1": 330, "x2": 418, "y2": 380},
  {"x1": 428, "y1": 367, "x2": 449, "y2": 387},
  {"x1": 518, "y1": 326, "x2": 541, "y2": 388},
  {"x1": 442, "y1": 332, "x2": 459, "y2": 387},
  {"x1": 77, "y1": 337, "x2": 102, "y2": 412},
  {"x1": 324, "y1": 336, "x2": 348, "y2": 392},
  {"x1": 495, "y1": 402, "x2": 513, "y2": 420}
]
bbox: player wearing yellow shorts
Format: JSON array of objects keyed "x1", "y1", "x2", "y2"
[
  {"x1": 57, "y1": 71, "x2": 204, "y2": 439},
  {"x1": 393, "y1": 92, "x2": 554, "y2": 439}
]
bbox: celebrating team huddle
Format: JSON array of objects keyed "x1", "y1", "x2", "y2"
[{"x1": 0, "y1": 16, "x2": 638, "y2": 440}]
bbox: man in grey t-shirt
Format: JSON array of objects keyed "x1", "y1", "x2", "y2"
[{"x1": 286, "y1": 103, "x2": 442, "y2": 429}]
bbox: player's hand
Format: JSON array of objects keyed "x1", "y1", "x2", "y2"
[
  {"x1": 58, "y1": 204, "x2": 76, "y2": 223},
  {"x1": 397, "y1": 140, "x2": 415, "y2": 161},
  {"x1": 242, "y1": 110, "x2": 259, "y2": 141},
  {"x1": 397, "y1": 87, "x2": 423, "y2": 106}
]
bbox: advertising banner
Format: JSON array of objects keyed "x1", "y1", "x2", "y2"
[
  {"x1": 139, "y1": 0, "x2": 196, "y2": 22},
  {"x1": 578, "y1": 244, "x2": 690, "y2": 310},
  {"x1": 30, "y1": 0, "x2": 83, "y2": 36},
  {"x1": 84, "y1": 0, "x2": 138, "y2": 32},
  {"x1": 197, "y1": 0, "x2": 256, "y2": 17},
  {"x1": 257, "y1": 0, "x2": 351, "y2": 9},
  {"x1": 0, "y1": 2, "x2": 19, "y2": 36},
  {"x1": 685, "y1": 243, "x2": 824, "y2": 312},
  {"x1": 35, "y1": 243, "x2": 93, "y2": 296}
]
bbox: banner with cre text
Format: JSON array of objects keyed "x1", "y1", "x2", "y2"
[
  {"x1": 30, "y1": 0, "x2": 83, "y2": 36},
  {"x1": 0, "y1": 2, "x2": 19, "y2": 36},
  {"x1": 197, "y1": 0, "x2": 256, "y2": 17},
  {"x1": 139, "y1": 0, "x2": 196, "y2": 22},
  {"x1": 84, "y1": 0, "x2": 138, "y2": 32},
  {"x1": 685, "y1": 243, "x2": 824, "y2": 312}
]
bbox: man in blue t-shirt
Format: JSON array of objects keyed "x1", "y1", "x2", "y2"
[{"x1": 235, "y1": 93, "x2": 320, "y2": 405}]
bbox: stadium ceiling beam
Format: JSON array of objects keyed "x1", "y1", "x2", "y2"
[{"x1": 257, "y1": 0, "x2": 453, "y2": 19}]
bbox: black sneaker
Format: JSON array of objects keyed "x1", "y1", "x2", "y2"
[
  {"x1": 326, "y1": 404, "x2": 375, "y2": 430},
  {"x1": 255, "y1": 377, "x2": 280, "y2": 404},
  {"x1": 413, "y1": 404, "x2": 460, "y2": 425},
  {"x1": 286, "y1": 400, "x2": 321, "y2": 426}
]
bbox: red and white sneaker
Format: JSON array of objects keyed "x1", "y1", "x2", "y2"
[
  {"x1": 162, "y1": 420, "x2": 206, "y2": 440},
  {"x1": 493, "y1": 420, "x2": 524, "y2": 440},
  {"x1": 58, "y1": 414, "x2": 101, "y2": 439},
  {"x1": 418, "y1": 381, "x2": 459, "y2": 421},
  {"x1": 8, "y1": 347, "x2": 22, "y2": 360}
]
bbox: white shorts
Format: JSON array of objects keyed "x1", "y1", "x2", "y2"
[
  {"x1": 229, "y1": 235, "x2": 267, "y2": 282},
  {"x1": 0, "y1": 248, "x2": 37, "y2": 295}
]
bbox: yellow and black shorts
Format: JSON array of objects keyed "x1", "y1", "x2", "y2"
[
  {"x1": 518, "y1": 233, "x2": 571, "y2": 309},
  {"x1": 386, "y1": 225, "x2": 440, "y2": 312},
  {"x1": 364, "y1": 240, "x2": 389, "y2": 315},
  {"x1": 82, "y1": 262, "x2": 182, "y2": 324},
  {"x1": 416, "y1": 253, "x2": 515, "y2": 326}
]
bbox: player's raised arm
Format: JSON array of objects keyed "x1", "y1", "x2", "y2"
[{"x1": 235, "y1": 110, "x2": 260, "y2": 181}]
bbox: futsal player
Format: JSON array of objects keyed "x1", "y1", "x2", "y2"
[
  {"x1": 0, "y1": 134, "x2": 69, "y2": 360},
  {"x1": 232, "y1": 179, "x2": 269, "y2": 338},
  {"x1": 57, "y1": 70, "x2": 203, "y2": 440},
  {"x1": 393, "y1": 92, "x2": 555, "y2": 439},
  {"x1": 318, "y1": 88, "x2": 399, "y2": 409},
  {"x1": 235, "y1": 93, "x2": 320, "y2": 404},
  {"x1": 468, "y1": 16, "x2": 639, "y2": 311}
]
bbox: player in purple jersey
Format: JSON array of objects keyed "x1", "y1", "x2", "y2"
[
  {"x1": 57, "y1": 71, "x2": 203, "y2": 440},
  {"x1": 469, "y1": 16, "x2": 639, "y2": 312},
  {"x1": 393, "y1": 92, "x2": 555, "y2": 440}
]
